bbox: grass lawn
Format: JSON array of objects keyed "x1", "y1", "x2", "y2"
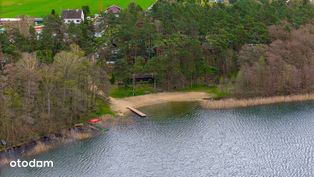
[
  {"x1": 110, "y1": 84, "x2": 157, "y2": 98},
  {"x1": 85, "y1": 98, "x2": 115, "y2": 122},
  {"x1": 109, "y1": 84, "x2": 231, "y2": 99},
  {"x1": 0, "y1": 0, "x2": 156, "y2": 17},
  {"x1": 178, "y1": 85, "x2": 230, "y2": 100}
]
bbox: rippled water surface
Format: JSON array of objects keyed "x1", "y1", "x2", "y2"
[{"x1": 2, "y1": 101, "x2": 314, "y2": 177}]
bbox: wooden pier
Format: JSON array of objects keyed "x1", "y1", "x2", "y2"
[{"x1": 127, "y1": 107, "x2": 146, "y2": 117}]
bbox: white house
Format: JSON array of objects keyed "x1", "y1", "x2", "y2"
[{"x1": 61, "y1": 9, "x2": 84, "y2": 24}]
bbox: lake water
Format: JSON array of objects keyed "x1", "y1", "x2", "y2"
[{"x1": 2, "y1": 101, "x2": 314, "y2": 177}]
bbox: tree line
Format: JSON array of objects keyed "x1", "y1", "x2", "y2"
[
  {"x1": 101, "y1": 0, "x2": 314, "y2": 90},
  {"x1": 0, "y1": 45, "x2": 108, "y2": 149},
  {"x1": 235, "y1": 22, "x2": 314, "y2": 97},
  {"x1": 0, "y1": 9, "x2": 109, "y2": 148}
]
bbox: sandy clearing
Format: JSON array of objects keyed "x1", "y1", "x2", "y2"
[{"x1": 110, "y1": 92, "x2": 209, "y2": 116}]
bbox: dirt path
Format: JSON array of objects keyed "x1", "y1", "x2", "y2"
[{"x1": 110, "y1": 92, "x2": 209, "y2": 116}]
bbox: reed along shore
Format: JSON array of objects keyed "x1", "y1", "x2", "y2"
[{"x1": 202, "y1": 93, "x2": 314, "y2": 109}]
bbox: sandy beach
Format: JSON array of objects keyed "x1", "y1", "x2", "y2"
[
  {"x1": 110, "y1": 92, "x2": 209, "y2": 115},
  {"x1": 110, "y1": 92, "x2": 314, "y2": 115}
]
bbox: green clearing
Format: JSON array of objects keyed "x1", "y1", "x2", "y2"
[
  {"x1": 178, "y1": 85, "x2": 229, "y2": 100},
  {"x1": 109, "y1": 84, "x2": 229, "y2": 100},
  {"x1": 110, "y1": 85, "x2": 157, "y2": 98},
  {"x1": 0, "y1": 0, "x2": 156, "y2": 17},
  {"x1": 83, "y1": 98, "x2": 115, "y2": 123}
]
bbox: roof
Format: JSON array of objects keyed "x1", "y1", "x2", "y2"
[
  {"x1": 34, "y1": 18, "x2": 43, "y2": 21},
  {"x1": 0, "y1": 18, "x2": 21, "y2": 22},
  {"x1": 106, "y1": 5, "x2": 121, "y2": 14},
  {"x1": 61, "y1": 9, "x2": 83, "y2": 19}
]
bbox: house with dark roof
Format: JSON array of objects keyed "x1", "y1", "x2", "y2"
[{"x1": 61, "y1": 9, "x2": 84, "y2": 24}]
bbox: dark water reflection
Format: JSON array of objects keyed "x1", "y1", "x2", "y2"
[{"x1": 2, "y1": 102, "x2": 314, "y2": 177}]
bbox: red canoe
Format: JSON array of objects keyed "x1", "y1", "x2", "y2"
[{"x1": 88, "y1": 118, "x2": 101, "y2": 123}]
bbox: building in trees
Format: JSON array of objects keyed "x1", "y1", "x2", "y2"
[
  {"x1": 61, "y1": 9, "x2": 85, "y2": 24},
  {"x1": 0, "y1": 16, "x2": 35, "y2": 36},
  {"x1": 105, "y1": 5, "x2": 122, "y2": 17}
]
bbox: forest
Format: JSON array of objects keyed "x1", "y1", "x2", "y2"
[
  {"x1": 106, "y1": 0, "x2": 314, "y2": 93},
  {"x1": 235, "y1": 23, "x2": 314, "y2": 97},
  {"x1": 1, "y1": 0, "x2": 314, "y2": 149},
  {"x1": 0, "y1": 46, "x2": 109, "y2": 149}
]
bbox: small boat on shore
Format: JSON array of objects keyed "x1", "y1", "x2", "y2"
[
  {"x1": 88, "y1": 118, "x2": 101, "y2": 123},
  {"x1": 87, "y1": 118, "x2": 109, "y2": 132}
]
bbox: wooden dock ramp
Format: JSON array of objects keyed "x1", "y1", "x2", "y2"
[{"x1": 127, "y1": 107, "x2": 146, "y2": 117}]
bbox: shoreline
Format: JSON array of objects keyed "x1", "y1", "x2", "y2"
[
  {"x1": 111, "y1": 92, "x2": 314, "y2": 112},
  {"x1": 0, "y1": 115, "x2": 119, "y2": 168},
  {"x1": 202, "y1": 93, "x2": 314, "y2": 109},
  {"x1": 0, "y1": 123, "x2": 103, "y2": 167},
  {"x1": 110, "y1": 92, "x2": 209, "y2": 115},
  {"x1": 0, "y1": 115, "x2": 134, "y2": 167},
  {"x1": 3, "y1": 92, "x2": 314, "y2": 167}
]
